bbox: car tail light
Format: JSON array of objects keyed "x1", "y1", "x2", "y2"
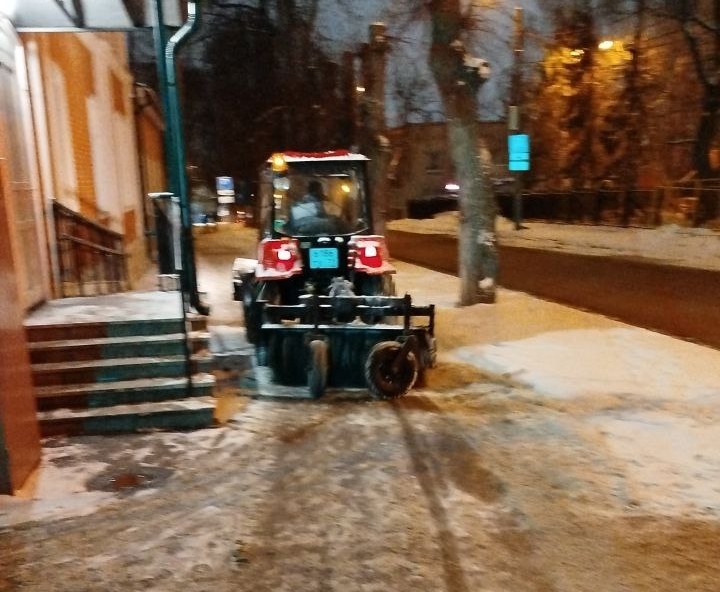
[
  {"x1": 349, "y1": 236, "x2": 394, "y2": 273},
  {"x1": 257, "y1": 238, "x2": 302, "y2": 277}
]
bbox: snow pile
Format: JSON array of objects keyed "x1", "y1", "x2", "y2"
[
  {"x1": 449, "y1": 324, "x2": 720, "y2": 516},
  {"x1": 453, "y1": 326, "x2": 720, "y2": 402},
  {"x1": 591, "y1": 413, "x2": 720, "y2": 515},
  {"x1": 388, "y1": 212, "x2": 720, "y2": 271}
]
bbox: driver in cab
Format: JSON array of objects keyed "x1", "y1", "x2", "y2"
[{"x1": 289, "y1": 180, "x2": 343, "y2": 235}]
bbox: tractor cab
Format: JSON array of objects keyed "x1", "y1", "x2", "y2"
[
  {"x1": 261, "y1": 150, "x2": 371, "y2": 239},
  {"x1": 235, "y1": 151, "x2": 395, "y2": 310}
]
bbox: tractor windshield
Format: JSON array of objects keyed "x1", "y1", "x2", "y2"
[{"x1": 270, "y1": 163, "x2": 369, "y2": 237}]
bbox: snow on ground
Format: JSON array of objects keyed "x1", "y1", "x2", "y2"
[
  {"x1": 448, "y1": 323, "x2": 720, "y2": 516},
  {"x1": 390, "y1": 214, "x2": 720, "y2": 516},
  {"x1": 453, "y1": 326, "x2": 720, "y2": 402},
  {"x1": 0, "y1": 426, "x2": 257, "y2": 527},
  {"x1": 0, "y1": 442, "x2": 114, "y2": 526},
  {"x1": 3, "y1": 223, "x2": 719, "y2": 531},
  {"x1": 591, "y1": 413, "x2": 720, "y2": 516},
  {"x1": 432, "y1": 292, "x2": 720, "y2": 517},
  {"x1": 389, "y1": 212, "x2": 720, "y2": 271}
]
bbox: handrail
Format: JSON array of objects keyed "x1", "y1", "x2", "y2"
[
  {"x1": 53, "y1": 201, "x2": 123, "y2": 240},
  {"x1": 58, "y1": 234, "x2": 125, "y2": 256},
  {"x1": 53, "y1": 201, "x2": 127, "y2": 297}
]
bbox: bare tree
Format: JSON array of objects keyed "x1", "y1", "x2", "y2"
[
  {"x1": 653, "y1": 1, "x2": 720, "y2": 189},
  {"x1": 428, "y1": 0, "x2": 496, "y2": 305},
  {"x1": 595, "y1": 0, "x2": 720, "y2": 220},
  {"x1": 388, "y1": 57, "x2": 444, "y2": 124},
  {"x1": 173, "y1": 0, "x2": 351, "y2": 186}
]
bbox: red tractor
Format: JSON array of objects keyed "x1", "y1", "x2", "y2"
[{"x1": 233, "y1": 151, "x2": 435, "y2": 398}]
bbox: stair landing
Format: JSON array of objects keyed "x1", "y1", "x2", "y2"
[{"x1": 25, "y1": 291, "x2": 187, "y2": 326}]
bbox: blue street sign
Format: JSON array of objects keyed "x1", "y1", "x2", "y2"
[
  {"x1": 216, "y1": 176, "x2": 234, "y2": 195},
  {"x1": 508, "y1": 134, "x2": 530, "y2": 171}
]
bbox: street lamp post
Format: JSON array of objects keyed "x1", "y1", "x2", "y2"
[{"x1": 509, "y1": 6, "x2": 526, "y2": 231}]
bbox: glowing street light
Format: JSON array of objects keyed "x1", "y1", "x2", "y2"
[{"x1": 598, "y1": 40, "x2": 615, "y2": 51}]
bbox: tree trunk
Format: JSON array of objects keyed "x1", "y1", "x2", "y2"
[
  {"x1": 694, "y1": 88, "x2": 720, "y2": 222},
  {"x1": 694, "y1": 89, "x2": 719, "y2": 180},
  {"x1": 360, "y1": 23, "x2": 392, "y2": 235},
  {"x1": 428, "y1": 0, "x2": 496, "y2": 305}
]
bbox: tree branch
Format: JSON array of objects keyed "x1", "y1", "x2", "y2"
[{"x1": 682, "y1": 21, "x2": 711, "y2": 88}]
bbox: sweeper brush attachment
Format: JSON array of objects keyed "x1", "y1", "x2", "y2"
[{"x1": 254, "y1": 293, "x2": 436, "y2": 398}]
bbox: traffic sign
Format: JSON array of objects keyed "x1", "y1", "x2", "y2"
[
  {"x1": 508, "y1": 134, "x2": 530, "y2": 171},
  {"x1": 216, "y1": 176, "x2": 234, "y2": 196}
]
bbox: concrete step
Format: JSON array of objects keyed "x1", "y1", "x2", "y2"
[
  {"x1": 28, "y1": 332, "x2": 210, "y2": 364},
  {"x1": 37, "y1": 396, "x2": 217, "y2": 437},
  {"x1": 31, "y1": 354, "x2": 214, "y2": 387},
  {"x1": 25, "y1": 316, "x2": 208, "y2": 343},
  {"x1": 34, "y1": 373, "x2": 216, "y2": 411}
]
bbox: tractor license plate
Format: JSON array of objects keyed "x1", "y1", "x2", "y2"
[{"x1": 309, "y1": 247, "x2": 339, "y2": 269}]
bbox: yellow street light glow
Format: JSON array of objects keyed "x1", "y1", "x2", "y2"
[
  {"x1": 598, "y1": 40, "x2": 615, "y2": 51},
  {"x1": 356, "y1": 86, "x2": 366, "y2": 93},
  {"x1": 271, "y1": 153, "x2": 287, "y2": 172},
  {"x1": 569, "y1": 49, "x2": 585, "y2": 58},
  {"x1": 341, "y1": 183, "x2": 351, "y2": 193}
]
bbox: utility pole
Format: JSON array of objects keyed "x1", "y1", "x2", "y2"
[{"x1": 509, "y1": 6, "x2": 526, "y2": 231}]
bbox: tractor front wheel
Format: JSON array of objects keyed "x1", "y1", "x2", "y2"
[{"x1": 364, "y1": 341, "x2": 418, "y2": 399}]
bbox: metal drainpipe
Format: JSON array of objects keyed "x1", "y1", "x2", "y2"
[
  {"x1": 152, "y1": 1, "x2": 205, "y2": 399},
  {"x1": 164, "y1": 1, "x2": 208, "y2": 316}
]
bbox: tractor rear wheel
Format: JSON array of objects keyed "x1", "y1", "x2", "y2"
[
  {"x1": 364, "y1": 341, "x2": 418, "y2": 399},
  {"x1": 308, "y1": 339, "x2": 329, "y2": 398}
]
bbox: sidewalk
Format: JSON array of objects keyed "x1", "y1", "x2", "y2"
[{"x1": 2, "y1": 225, "x2": 719, "y2": 591}]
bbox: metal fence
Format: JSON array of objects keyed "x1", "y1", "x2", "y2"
[
  {"x1": 54, "y1": 201, "x2": 127, "y2": 297},
  {"x1": 501, "y1": 183, "x2": 720, "y2": 228},
  {"x1": 404, "y1": 177, "x2": 720, "y2": 229},
  {"x1": 497, "y1": 189, "x2": 662, "y2": 227}
]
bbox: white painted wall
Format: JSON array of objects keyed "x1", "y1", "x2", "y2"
[
  {"x1": 82, "y1": 33, "x2": 143, "y2": 241},
  {"x1": 46, "y1": 61, "x2": 78, "y2": 210}
]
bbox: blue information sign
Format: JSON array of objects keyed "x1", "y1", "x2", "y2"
[
  {"x1": 216, "y1": 176, "x2": 234, "y2": 195},
  {"x1": 508, "y1": 134, "x2": 530, "y2": 172}
]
